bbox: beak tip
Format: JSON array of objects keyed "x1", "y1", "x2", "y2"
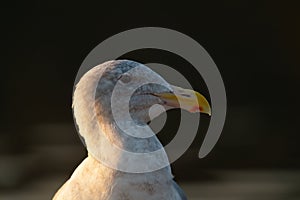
[
  {"x1": 199, "y1": 105, "x2": 211, "y2": 116},
  {"x1": 202, "y1": 110, "x2": 211, "y2": 116}
]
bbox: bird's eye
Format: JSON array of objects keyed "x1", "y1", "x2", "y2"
[{"x1": 118, "y1": 73, "x2": 131, "y2": 84}]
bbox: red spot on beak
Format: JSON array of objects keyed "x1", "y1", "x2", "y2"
[
  {"x1": 190, "y1": 106, "x2": 203, "y2": 113},
  {"x1": 199, "y1": 106, "x2": 203, "y2": 111}
]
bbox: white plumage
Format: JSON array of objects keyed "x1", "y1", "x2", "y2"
[{"x1": 53, "y1": 60, "x2": 211, "y2": 200}]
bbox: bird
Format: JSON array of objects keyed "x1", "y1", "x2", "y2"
[{"x1": 53, "y1": 60, "x2": 211, "y2": 200}]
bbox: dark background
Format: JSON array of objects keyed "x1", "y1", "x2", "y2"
[{"x1": 1, "y1": 1, "x2": 299, "y2": 199}]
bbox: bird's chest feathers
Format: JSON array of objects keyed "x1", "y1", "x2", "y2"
[
  {"x1": 68, "y1": 156, "x2": 175, "y2": 200},
  {"x1": 107, "y1": 173, "x2": 174, "y2": 200}
]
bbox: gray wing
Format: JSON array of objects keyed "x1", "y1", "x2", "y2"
[{"x1": 172, "y1": 180, "x2": 188, "y2": 200}]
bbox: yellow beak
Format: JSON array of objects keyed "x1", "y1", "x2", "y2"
[{"x1": 154, "y1": 85, "x2": 211, "y2": 116}]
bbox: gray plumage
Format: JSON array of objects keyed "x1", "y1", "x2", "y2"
[{"x1": 53, "y1": 60, "x2": 191, "y2": 200}]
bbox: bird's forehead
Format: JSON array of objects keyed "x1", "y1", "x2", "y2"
[
  {"x1": 102, "y1": 60, "x2": 142, "y2": 78},
  {"x1": 96, "y1": 60, "x2": 147, "y2": 94}
]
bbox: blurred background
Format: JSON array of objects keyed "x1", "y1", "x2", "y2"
[{"x1": 1, "y1": 1, "x2": 299, "y2": 199}]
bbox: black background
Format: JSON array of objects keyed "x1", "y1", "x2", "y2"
[{"x1": 1, "y1": 0, "x2": 299, "y2": 189}]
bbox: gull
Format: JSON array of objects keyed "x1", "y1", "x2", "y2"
[{"x1": 53, "y1": 60, "x2": 211, "y2": 200}]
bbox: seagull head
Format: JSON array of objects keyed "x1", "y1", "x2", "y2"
[
  {"x1": 73, "y1": 60, "x2": 211, "y2": 159},
  {"x1": 90, "y1": 60, "x2": 210, "y2": 126}
]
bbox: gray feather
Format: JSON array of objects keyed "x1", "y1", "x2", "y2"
[{"x1": 172, "y1": 180, "x2": 188, "y2": 200}]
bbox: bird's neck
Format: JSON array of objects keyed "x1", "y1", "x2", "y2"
[{"x1": 74, "y1": 94, "x2": 171, "y2": 173}]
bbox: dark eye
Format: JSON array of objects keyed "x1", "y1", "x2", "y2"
[{"x1": 118, "y1": 73, "x2": 131, "y2": 83}]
